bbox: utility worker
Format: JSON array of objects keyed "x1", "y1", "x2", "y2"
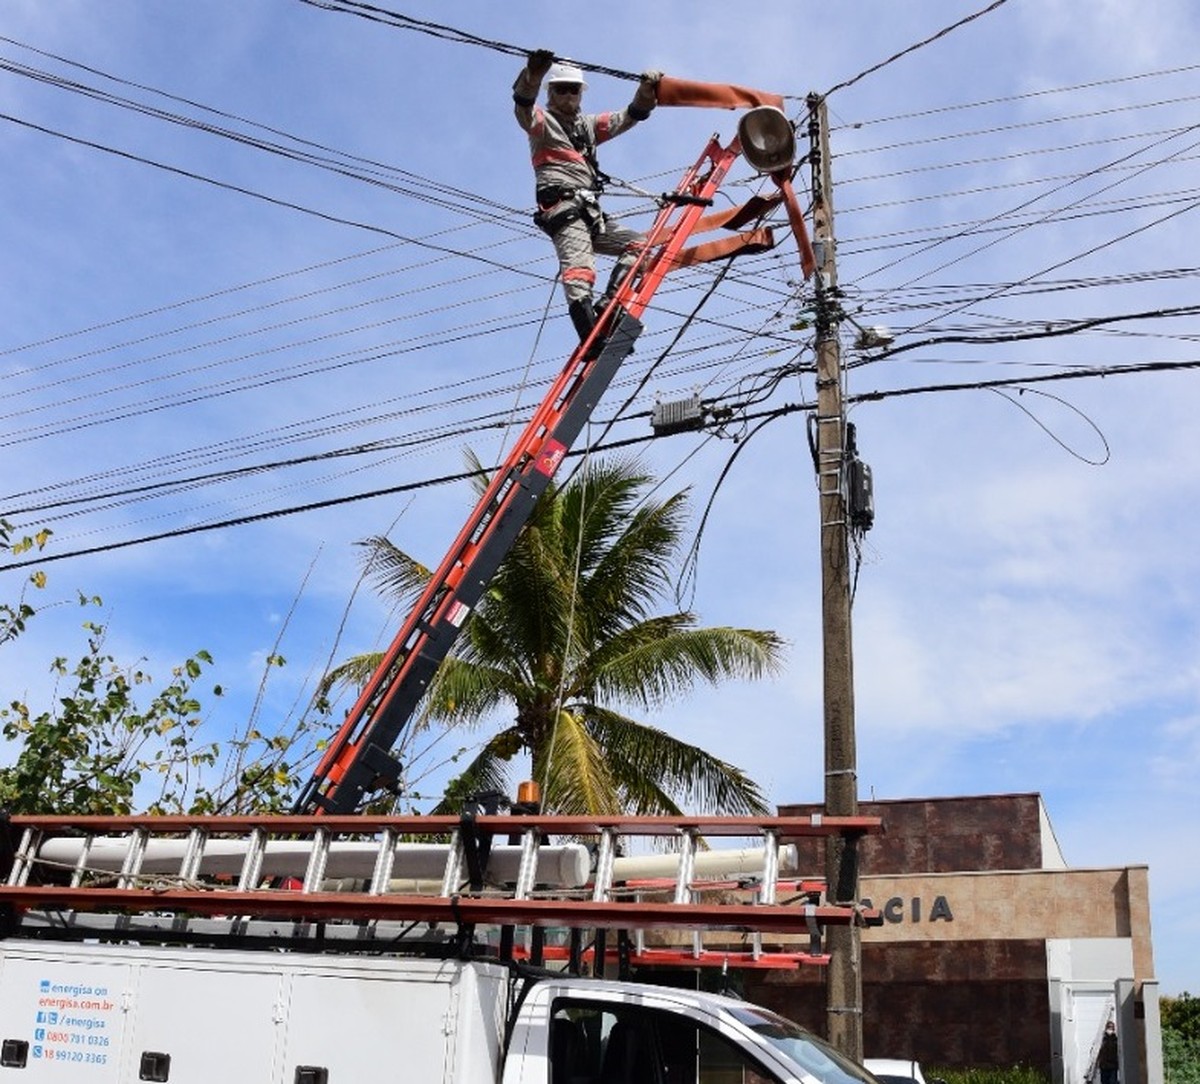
[{"x1": 513, "y1": 49, "x2": 662, "y2": 342}]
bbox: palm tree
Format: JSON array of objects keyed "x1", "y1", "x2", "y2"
[{"x1": 325, "y1": 456, "x2": 785, "y2": 816}]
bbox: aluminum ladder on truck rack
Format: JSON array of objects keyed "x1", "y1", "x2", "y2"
[
  {"x1": 292, "y1": 131, "x2": 751, "y2": 816},
  {"x1": 0, "y1": 812, "x2": 880, "y2": 968}
]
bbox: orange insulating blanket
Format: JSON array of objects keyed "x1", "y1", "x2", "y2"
[
  {"x1": 772, "y1": 173, "x2": 817, "y2": 280},
  {"x1": 675, "y1": 227, "x2": 776, "y2": 270},
  {"x1": 652, "y1": 76, "x2": 815, "y2": 279},
  {"x1": 693, "y1": 194, "x2": 784, "y2": 235},
  {"x1": 656, "y1": 76, "x2": 785, "y2": 111}
]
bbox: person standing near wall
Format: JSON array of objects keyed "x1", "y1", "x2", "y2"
[{"x1": 1097, "y1": 1020, "x2": 1120, "y2": 1084}]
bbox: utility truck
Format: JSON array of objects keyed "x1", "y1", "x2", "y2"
[
  {"x1": 0, "y1": 810, "x2": 881, "y2": 1082},
  {"x1": 0, "y1": 112, "x2": 857, "y2": 1082}
]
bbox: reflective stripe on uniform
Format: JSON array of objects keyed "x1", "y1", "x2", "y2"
[{"x1": 533, "y1": 146, "x2": 588, "y2": 169}]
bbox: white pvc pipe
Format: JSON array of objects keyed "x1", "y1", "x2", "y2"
[
  {"x1": 36, "y1": 838, "x2": 592, "y2": 889},
  {"x1": 610, "y1": 844, "x2": 799, "y2": 882}
]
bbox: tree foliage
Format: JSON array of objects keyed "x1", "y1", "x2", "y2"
[
  {"x1": 0, "y1": 519, "x2": 317, "y2": 814},
  {"x1": 324, "y1": 457, "x2": 785, "y2": 816},
  {"x1": 1163, "y1": 994, "x2": 1200, "y2": 1084}
]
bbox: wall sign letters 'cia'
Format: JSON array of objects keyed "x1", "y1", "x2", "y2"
[{"x1": 860, "y1": 896, "x2": 954, "y2": 924}]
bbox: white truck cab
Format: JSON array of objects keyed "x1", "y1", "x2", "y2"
[{"x1": 511, "y1": 974, "x2": 873, "y2": 1084}]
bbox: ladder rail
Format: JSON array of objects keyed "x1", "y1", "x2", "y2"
[{"x1": 0, "y1": 812, "x2": 880, "y2": 837}]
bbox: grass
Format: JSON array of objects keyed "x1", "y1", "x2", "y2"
[{"x1": 932, "y1": 1068, "x2": 1050, "y2": 1084}]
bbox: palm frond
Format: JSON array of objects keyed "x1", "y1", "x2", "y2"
[
  {"x1": 584, "y1": 706, "x2": 770, "y2": 816},
  {"x1": 535, "y1": 709, "x2": 621, "y2": 816},
  {"x1": 318, "y1": 651, "x2": 385, "y2": 699},
  {"x1": 358, "y1": 536, "x2": 432, "y2": 611},
  {"x1": 586, "y1": 621, "x2": 786, "y2": 709}
]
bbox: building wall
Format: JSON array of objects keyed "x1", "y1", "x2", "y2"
[
  {"x1": 750, "y1": 795, "x2": 1157, "y2": 1076},
  {"x1": 779, "y1": 793, "x2": 1047, "y2": 875},
  {"x1": 744, "y1": 940, "x2": 1051, "y2": 1068},
  {"x1": 858, "y1": 868, "x2": 1148, "y2": 949}
]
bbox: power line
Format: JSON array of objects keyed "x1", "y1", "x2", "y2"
[
  {"x1": 5, "y1": 14, "x2": 1200, "y2": 574},
  {"x1": 833, "y1": 61, "x2": 1200, "y2": 131},
  {"x1": 0, "y1": 111, "x2": 534, "y2": 270},
  {"x1": 0, "y1": 44, "x2": 521, "y2": 223},
  {"x1": 10, "y1": 355, "x2": 1199, "y2": 574},
  {"x1": 294, "y1": 0, "x2": 641, "y2": 82},
  {"x1": 824, "y1": 0, "x2": 1012, "y2": 97}
]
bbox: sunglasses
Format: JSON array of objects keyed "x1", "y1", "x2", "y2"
[{"x1": 551, "y1": 83, "x2": 582, "y2": 95}]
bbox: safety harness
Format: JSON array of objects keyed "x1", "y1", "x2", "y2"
[{"x1": 532, "y1": 113, "x2": 612, "y2": 238}]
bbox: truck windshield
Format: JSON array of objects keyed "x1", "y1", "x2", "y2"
[{"x1": 727, "y1": 1006, "x2": 875, "y2": 1084}]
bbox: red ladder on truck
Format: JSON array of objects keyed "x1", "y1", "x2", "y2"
[
  {"x1": 292, "y1": 132, "x2": 755, "y2": 816},
  {"x1": 0, "y1": 812, "x2": 879, "y2": 969}
]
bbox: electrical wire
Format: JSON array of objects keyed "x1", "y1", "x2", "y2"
[
  {"x1": 4, "y1": 12, "x2": 1200, "y2": 575},
  {"x1": 294, "y1": 0, "x2": 641, "y2": 82},
  {"x1": 824, "y1": 0, "x2": 1012, "y2": 98}
]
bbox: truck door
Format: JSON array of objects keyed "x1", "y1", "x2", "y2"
[
  {"x1": 122, "y1": 964, "x2": 282, "y2": 1082},
  {"x1": 547, "y1": 1001, "x2": 784, "y2": 1084},
  {"x1": 0, "y1": 953, "x2": 131, "y2": 1082}
]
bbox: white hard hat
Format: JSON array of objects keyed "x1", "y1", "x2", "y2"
[{"x1": 547, "y1": 61, "x2": 587, "y2": 89}]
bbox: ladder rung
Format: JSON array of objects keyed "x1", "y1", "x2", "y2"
[
  {"x1": 69, "y1": 835, "x2": 95, "y2": 888},
  {"x1": 513, "y1": 827, "x2": 541, "y2": 901},
  {"x1": 302, "y1": 827, "x2": 331, "y2": 893},
  {"x1": 117, "y1": 828, "x2": 149, "y2": 890},
  {"x1": 591, "y1": 829, "x2": 616, "y2": 903},
  {"x1": 237, "y1": 828, "x2": 267, "y2": 891},
  {"x1": 8, "y1": 828, "x2": 41, "y2": 887},
  {"x1": 673, "y1": 829, "x2": 697, "y2": 906},
  {"x1": 179, "y1": 827, "x2": 208, "y2": 883},
  {"x1": 440, "y1": 829, "x2": 463, "y2": 896},
  {"x1": 369, "y1": 828, "x2": 398, "y2": 895}
]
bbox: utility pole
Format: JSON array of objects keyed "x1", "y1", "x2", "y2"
[{"x1": 807, "y1": 92, "x2": 863, "y2": 1061}]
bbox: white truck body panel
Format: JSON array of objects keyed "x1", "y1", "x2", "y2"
[{"x1": 0, "y1": 941, "x2": 508, "y2": 1083}]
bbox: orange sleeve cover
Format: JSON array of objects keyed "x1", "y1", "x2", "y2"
[{"x1": 656, "y1": 76, "x2": 785, "y2": 111}]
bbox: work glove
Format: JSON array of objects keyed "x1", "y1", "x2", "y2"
[
  {"x1": 631, "y1": 69, "x2": 662, "y2": 114},
  {"x1": 527, "y1": 48, "x2": 555, "y2": 81}
]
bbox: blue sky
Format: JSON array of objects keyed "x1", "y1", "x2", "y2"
[{"x1": 1, "y1": 1, "x2": 1197, "y2": 995}]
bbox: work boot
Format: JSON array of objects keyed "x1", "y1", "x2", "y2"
[
  {"x1": 568, "y1": 298, "x2": 597, "y2": 342},
  {"x1": 568, "y1": 298, "x2": 603, "y2": 356}
]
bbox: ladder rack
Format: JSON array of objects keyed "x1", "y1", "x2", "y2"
[{"x1": 0, "y1": 812, "x2": 879, "y2": 967}]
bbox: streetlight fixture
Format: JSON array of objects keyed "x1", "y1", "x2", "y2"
[{"x1": 737, "y1": 106, "x2": 797, "y2": 174}]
